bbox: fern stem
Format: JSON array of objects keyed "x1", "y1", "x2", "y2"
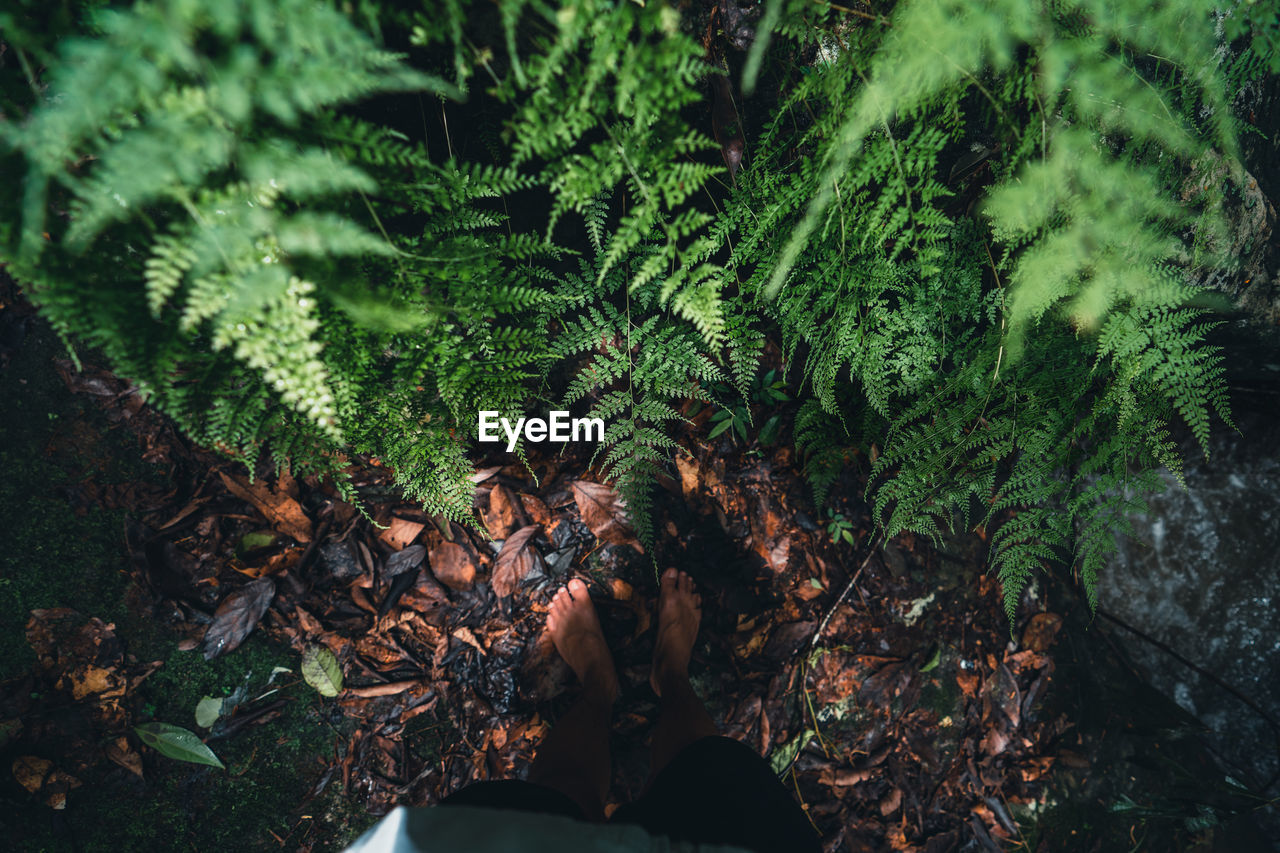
[{"x1": 809, "y1": 0, "x2": 890, "y2": 25}]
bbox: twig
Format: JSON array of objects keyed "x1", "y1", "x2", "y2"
[
  {"x1": 1097, "y1": 608, "x2": 1280, "y2": 791},
  {"x1": 800, "y1": 657, "x2": 832, "y2": 758},
  {"x1": 811, "y1": 0, "x2": 890, "y2": 24},
  {"x1": 213, "y1": 699, "x2": 288, "y2": 740},
  {"x1": 344, "y1": 680, "x2": 424, "y2": 698},
  {"x1": 789, "y1": 768, "x2": 823, "y2": 836},
  {"x1": 809, "y1": 534, "x2": 883, "y2": 652},
  {"x1": 983, "y1": 240, "x2": 1006, "y2": 383}
]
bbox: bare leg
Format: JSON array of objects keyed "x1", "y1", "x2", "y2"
[
  {"x1": 648, "y1": 568, "x2": 716, "y2": 781},
  {"x1": 528, "y1": 578, "x2": 619, "y2": 821}
]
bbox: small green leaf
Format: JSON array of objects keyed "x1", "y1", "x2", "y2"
[
  {"x1": 301, "y1": 645, "x2": 343, "y2": 697},
  {"x1": 920, "y1": 647, "x2": 942, "y2": 673},
  {"x1": 236, "y1": 530, "x2": 278, "y2": 556},
  {"x1": 760, "y1": 415, "x2": 781, "y2": 445},
  {"x1": 809, "y1": 578, "x2": 825, "y2": 590},
  {"x1": 768, "y1": 727, "x2": 816, "y2": 776},
  {"x1": 135, "y1": 722, "x2": 225, "y2": 769},
  {"x1": 708, "y1": 417, "x2": 734, "y2": 438},
  {"x1": 194, "y1": 695, "x2": 223, "y2": 729}
]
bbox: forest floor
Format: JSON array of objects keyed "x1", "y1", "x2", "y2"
[{"x1": 1, "y1": 290, "x2": 1273, "y2": 852}]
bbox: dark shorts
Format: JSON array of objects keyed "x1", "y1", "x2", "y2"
[{"x1": 441, "y1": 736, "x2": 820, "y2": 853}]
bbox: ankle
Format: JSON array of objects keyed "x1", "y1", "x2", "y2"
[
  {"x1": 581, "y1": 685, "x2": 618, "y2": 710},
  {"x1": 581, "y1": 666, "x2": 619, "y2": 704},
  {"x1": 655, "y1": 665, "x2": 690, "y2": 695}
]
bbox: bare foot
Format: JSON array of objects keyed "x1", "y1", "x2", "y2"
[
  {"x1": 651, "y1": 568, "x2": 702, "y2": 697},
  {"x1": 546, "y1": 578, "x2": 619, "y2": 704}
]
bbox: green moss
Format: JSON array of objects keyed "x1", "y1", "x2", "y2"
[
  {"x1": 13, "y1": 635, "x2": 379, "y2": 852},
  {"x1": 0, "y1": 320, "x2": 144, "y2": 681},
  {"x1": 2, "y1": 319, "x2": 381, "y2": 851}
]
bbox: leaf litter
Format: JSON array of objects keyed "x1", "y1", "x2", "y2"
[{"x1": 2, "y1": 347, "x2": 1136, "y2": 852}]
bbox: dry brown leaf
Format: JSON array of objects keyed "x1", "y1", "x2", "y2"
[
  {"x1": 233, "y1": 547, "x2": 301, "y2": 579},
  {"x1": 834, "y1": 767, "x2": 872, "y2": 787},
  {"x1": 607, "y1": 579, "x2": 651, "y2": 639},
  {"x1": 382, "y1": 544, "x2": 426, "y2": 582},
  {"x1": 11, "y1": 753, "x2": 82, "y2": 810},
  {"x1": 24, "y1": 608, "x2": 83, "y2": 669},
  {"x1": 429, "y1": 534, "x2": 477, "y2": 591},
  {"x1": 43, "y1": 770, "x2": 81, "y2": 810},
  {"x1": 470, "y1": 466, "x2": 503, "y2": 483},
  {"x1": 1021, "y1": 754, "x2": 1055, "y2": 782},
  {"x1": 356, "y1": 541, "x2": 376, "y2": 576},
  {"x1": 796, "y1": 579, "x2": 824, "y2": 602},
  {"x1": 1006, "y1": 649, "x2": 1050, "y2": 675},
  {"x1": 105, "y1": 737, "x2": 144, "y2": 778},
  {"x1": 344, "y1": 680, "x2": 424, "y2": 698},
  {"x1": 355, "y1": 635, "x2": 402, "y2": 669},
  {"x1": 485, "y1": 485, "x2": 524, "y2": 539},
  {"x1": 859, "y1": 660, "x2": 913, "y2": 707},
  {"x1": 675, "y1": 455, "x2": 701, "y2": 498},
  {"x1": 379, "y1": 517, "x2": 425, "y2": 551},
  {"x1": 520, "y1": 494, "x2": 551, "y2": 528},
  {"x1": 571, "y1": 481, "x2": 642, "y2": 553},
  {"x1": 735, "y1": 627, "x2": 770, "y2": 661},
  {"x1": 295, "y1": 607, "x2": 323, "y2": 636},
  {"x1": 276, "y1": 467, "x2": 302, "y2": 499},
  {"x1": 981, "y1": 727, "x2": 1010, "y2": 757},
  {"x1": 13, "y1": 756, "x2": 52, "y2": 794},
  {"x1": 982, "y1": 663, "x2": 1021, "y2": 729},
  {"x1": 883, "y1": 823, "x2": 914, "y2": 852},
  {"x1": 451, "y1": 626, "x2": 486, "y2": 655},
  {"x1": 217, "y1": 470, "x2": 312, "y2": 543},
  {"x1": 154, "y1": 497, "x2": 209, "y2": 531},
  {"x1": 1020, "y1": 612, "x2": 1064, "y2": 653},
  {"x1": 765, "y1": 535, "x2": 791, "y2": 573},
  {"x1": 758, "y1": 704, "x2": 771, "y2": 753},
  {"x1": 351, "y1": 585, "x2": 378, "y2": 614},
  {"x1": 25, "y1": 612, "x2": 134, "y2": 706},
  {"x1": 492, "y1": 525, "x2": 542, "y2": 598},
  {"x1": 396, "y1": 570, "x2": 450, "y2": 616},
  {"x1": 202, "y1": 577, "x2": 275, "y2": 660},
  {"x1": 762, "y1": 620, "x2": 814, "y2": 662},
  {"x1": 69, "y1": 665, "x2": 121, "y2": 700}
]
